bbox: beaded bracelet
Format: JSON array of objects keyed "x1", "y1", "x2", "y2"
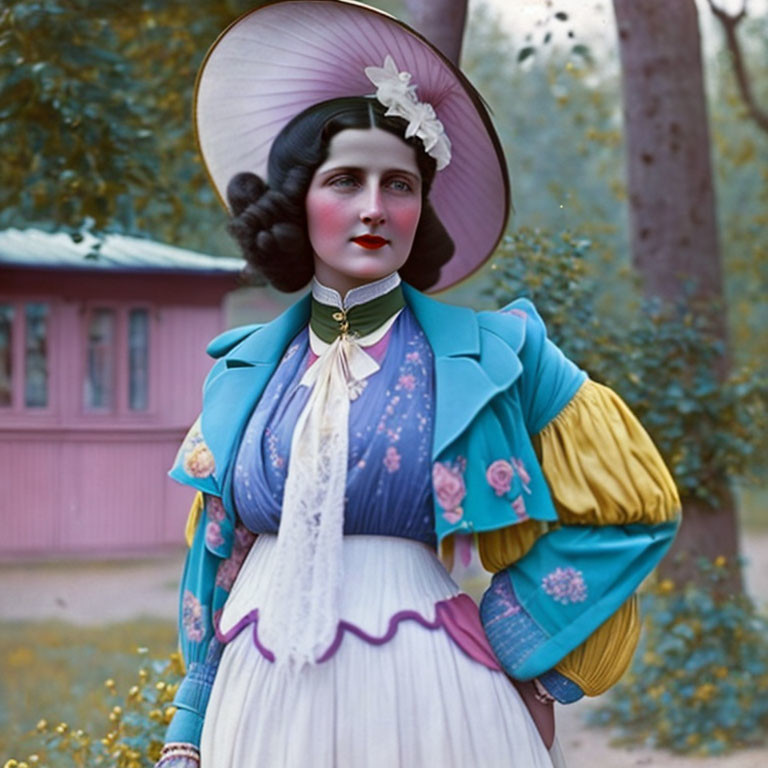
[
  {"x1": 533, "y1": 678, "x2": 556, "y2": 704},
  {"x1": 156, "y1": 742, "x2": 200, "y2": 767}
]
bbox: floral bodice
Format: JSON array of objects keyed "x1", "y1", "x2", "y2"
[{"x1": 233, "y1": 307, "x2": 438, "y2": 545}]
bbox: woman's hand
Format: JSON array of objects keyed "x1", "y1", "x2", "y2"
[{"x1": 155, "y1": 742, "x2": 200, "y2": 768}]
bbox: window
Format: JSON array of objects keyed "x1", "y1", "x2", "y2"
[
  {"x1": 0, "y1": 304, "x2": 12, "y2": 407},
  {"x1": 82, "y1": 304, "x2": 152, "y2": 415},
  {"x1": 0, "y1": 301, "x2": 51, "y2": 411},
  {"x1": 84, "y1": 308, "x2": 116, "y2": 411},
  {"x1": 128, "y1": 308, "x2": 149, "y2": 412},
  {"x1": 25, "y1": 303, "x2": 49, "y2": 408}
]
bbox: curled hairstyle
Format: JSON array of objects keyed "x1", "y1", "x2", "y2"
[{"x1": 226, "y1": 97, "x2": 454, "y2": 292}]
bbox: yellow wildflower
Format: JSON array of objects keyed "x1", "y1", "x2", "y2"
[
  {"x1": 658, "y1": 579, "x2": 675, "y2": 594},
  {"x1": 694, "y1": 683, "x2": 717, "y2": 701},
  {"x1": 714, "y1": 555, "x2": 727, "y2": 568}
]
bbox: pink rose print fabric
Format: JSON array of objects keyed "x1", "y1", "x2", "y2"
[
  {"x1": 511, "y1": 495, "x2": 529, "y2": 522},
  {"x1": 433, "y1": 457, "x2": 467, "y2": 524},
  {"x1": 383, "y1": 446, "x2": 401, "y2": 473},
  {"x1": 204, "y1": 495, "x2": 227, "y2": 549},
  {"x1": 486, "y1": 459, "x2": 514, "y2": 496},
  {"x1": 181, "y1": 422, "x2": 216, "y2": 479},
  {"x1": 486, "y1": 456, "x2": 531, "y2": 496},
  {"x1": 182, "y1": 589, "x2": 206, "y2": 642},
  {"x1": 541, "y1": 567, "x2": 588, "y2": 605},
  {"x1": 205, "y1": 521, "x2": 224, "y2": 549},
  {"x1": 511, "y1": 457, "x2": 531, "y2": 493},
  {"x1": 216, "y1": 523, "x2": 258, "y2": 592}
]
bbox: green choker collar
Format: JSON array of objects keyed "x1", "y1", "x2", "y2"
[{"x1": 310, "y1": 283, "x2": 406, "y2": 343}]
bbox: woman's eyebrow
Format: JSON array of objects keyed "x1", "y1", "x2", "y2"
[{"x1": 317, "y1": 165, "x2": 420, "y2": 179}]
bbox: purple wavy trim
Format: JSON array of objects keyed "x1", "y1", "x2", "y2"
[
  {"x1": 213, "y1": 594, "x2": 501, "y2": 671},
  {"x1": 214, "y1": 609, "x2": 275, "y2": 662}
]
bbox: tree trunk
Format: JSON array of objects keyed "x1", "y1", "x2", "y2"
[
  {"x1": 404, "y1": 0, "x2": 468, "y2": 66},
  {"x1": 612, "y1": 0, "x2": 742, "y2": 594}
]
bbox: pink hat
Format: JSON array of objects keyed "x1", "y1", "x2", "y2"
[{"x1": 195, "y1": 0, "x2": 510, "y2": 291}]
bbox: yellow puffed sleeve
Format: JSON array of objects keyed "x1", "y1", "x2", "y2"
[
  {"x1": 477, "y1": 519, "x2": 546, "y2": 572},
  {"x1": 476, "y1": 379, "x2": 677, "y2": 697},
  {"x1": 538, "y1": 379, "x2": 680, "y2": 525},
  {"x1": 184, "y1": 491, "x2": 205, "y2": 548},
  {"x1": 555, "y1": 594, "x2": 640, "y2": 695}
]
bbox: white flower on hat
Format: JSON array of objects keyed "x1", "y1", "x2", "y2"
[{"x1": 364, "y1": 55, "x2": 452, "y2": 170}]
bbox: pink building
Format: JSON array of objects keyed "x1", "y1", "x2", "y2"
[{"x1": 0, "y1": 229, "x2": 243, "y2": 559}]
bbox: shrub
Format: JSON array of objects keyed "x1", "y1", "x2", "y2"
[
  {"x1": 4, "y1": 649, "x2": 183, "y2": 768},
  {"x1": 588, "y1": 558, "x2": 768, "y2": 754},
  {"x1": 483, "y1": 228, "x2": 767, "y2": 501}
]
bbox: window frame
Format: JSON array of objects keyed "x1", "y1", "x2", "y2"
[
  {"x1": 0, "y1": 295, "x2": 57, "y2": 416},
  {"x1": 79, "y1": 300, "x2": 156, "y2": 419}
]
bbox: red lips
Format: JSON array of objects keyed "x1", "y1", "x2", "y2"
[{"x1": 352, "y1": 235, "x2": 388, "y2": 249}]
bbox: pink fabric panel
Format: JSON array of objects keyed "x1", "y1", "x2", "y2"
[{"x1": 435, "y1": 593, "x2": 502, "y2": 671}]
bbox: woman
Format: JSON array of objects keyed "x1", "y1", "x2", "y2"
[{"x1": 157, "y1": 2, "x2": 681, "y2": 766}]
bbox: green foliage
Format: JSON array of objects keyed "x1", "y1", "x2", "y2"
[
  {"x1": 588, "y1": 559, "x2": 768, "y2": 754},
  {"x1": 0, "y1": 620, "x2": 177, "y2": 764},
  {"x1": 0, "y1": 0, "x2": 158, "y2": 234},
  {"x1": 0, "y1": 0, "x2": 257, "y2": 252},
  {"x1": 3, "y1": 639, "x2": 183, "y2": 768},
  {"x1": 482, "y1": 229, "x2": 768, "y2": 500}
]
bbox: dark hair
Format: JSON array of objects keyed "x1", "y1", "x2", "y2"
[{"x1": 226, "y1": 97, "x2": 454, "y2": 292}]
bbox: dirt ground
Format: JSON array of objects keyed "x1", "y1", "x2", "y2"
[{"x1": 1, "y1": 531, "x2": 767, "y2": 768}]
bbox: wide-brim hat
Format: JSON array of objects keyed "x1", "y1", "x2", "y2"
[{"x1": 195, "y1": 0, "x2": 510, "y2": 292}]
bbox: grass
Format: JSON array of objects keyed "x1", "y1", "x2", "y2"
[
  {"x1": 737, "y1": 484, "x2": 768, "y2": 533},
  {"x1": 0, "y1": 619, "x2": 176, "y2": 762}
]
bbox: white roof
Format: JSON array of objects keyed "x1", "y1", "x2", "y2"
[{"x1": 0, "y1": 228, "x2": 244, "y2": 274}]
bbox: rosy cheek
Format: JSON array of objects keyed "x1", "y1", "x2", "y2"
[
  {"x1": 389, "y1": 202, "x2": 422, "y2": 238},
  {"x1": 307, "y1": 195, "x2": 348, "y2": 242}
]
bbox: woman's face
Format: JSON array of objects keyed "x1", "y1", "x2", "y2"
[{"x1": 305, "y1": 126, "x2": 422, "y2": 295}]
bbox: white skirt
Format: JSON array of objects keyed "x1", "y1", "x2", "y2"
[{"x1": 201, "y1": 535, "x2": 564, "y2": 768}]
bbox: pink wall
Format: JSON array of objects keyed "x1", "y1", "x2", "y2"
[{"x1": 0, "y1": 268, "x2": 237, "y2": 558}]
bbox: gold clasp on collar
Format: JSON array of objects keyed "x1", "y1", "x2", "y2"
[{"x1": 332, "y1": 309, "x2": 350, "y2": 336}]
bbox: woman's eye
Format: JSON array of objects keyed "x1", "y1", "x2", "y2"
[
  {"x1": 329, "y1": 175, "x2": 358, "y2": 189},
  {"x1": 387, "y1": 178, "x2": 413, "y2": 193}
]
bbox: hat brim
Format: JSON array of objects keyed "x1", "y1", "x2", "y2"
[{"x1": 195, "y1": 0, "x2": 510, "y2": 292}]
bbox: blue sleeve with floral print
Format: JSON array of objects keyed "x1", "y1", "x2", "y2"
[
  {"x1": 162, "y1": 493, "x2": 256, "y2": 749},
  {"x1": 479, "y1": 299, "x2": 679, "y2": 699}
]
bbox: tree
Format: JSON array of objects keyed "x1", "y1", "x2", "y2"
[
  {"x1": 612, "y1": 0, "x2": 742, "y2": 591},
  {"x1": 403, "y1": 0, "x2": 468, "y2": 65},
  {"x1": 0, "y1": 0, "x2": 259, "y2": 253},
  {"x1": 706, "y1": 0, "x2": 768, "y2": 135}
]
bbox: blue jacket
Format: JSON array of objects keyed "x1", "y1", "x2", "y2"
[{"x1": 164, "y1": 283, "x2": 678, "y2": 747}]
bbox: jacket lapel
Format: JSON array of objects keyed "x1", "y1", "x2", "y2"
[
  {"x1": 201, "y1": 293, "x2": 311, "y2": 495},
  {"x1": 201, "y1": 283, "x2": 526, "y2": 498},
  {"x1": 401, "y1": 284, "x2": 523, "y2": 459}
]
